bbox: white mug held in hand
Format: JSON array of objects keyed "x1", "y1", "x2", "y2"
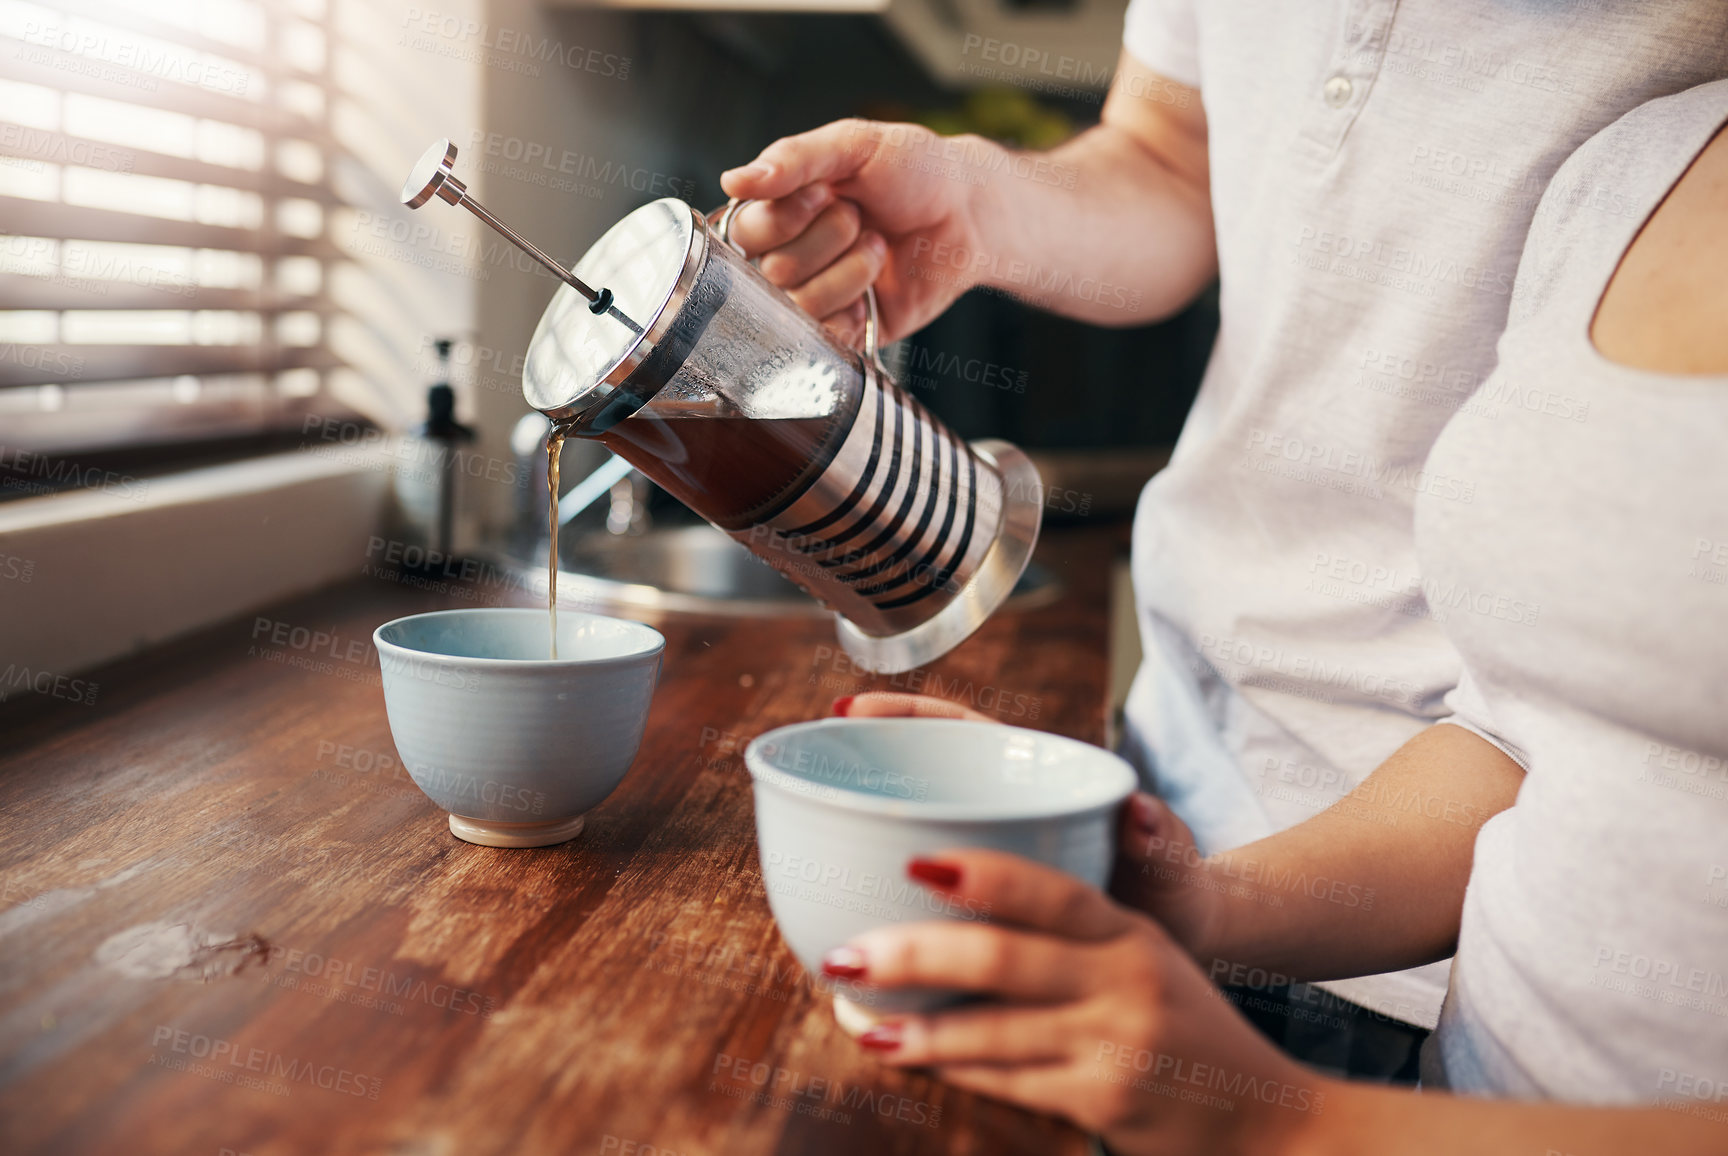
[{"x1": 745, "y1": 717, "x2": 1136, "y2": 1020}]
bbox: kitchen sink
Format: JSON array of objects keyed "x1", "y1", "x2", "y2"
[{"x1": 499, "y1": 524, "x2": 1059, "y2": 619}]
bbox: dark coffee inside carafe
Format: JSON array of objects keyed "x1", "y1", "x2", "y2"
[
  {"x1": 543, "y1": 392, "x2": 858, "y2": 656},
  {"x1": 587, "y1": 401, "x2": 857, "y2": 530}
]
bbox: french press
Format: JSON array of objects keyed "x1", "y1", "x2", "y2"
[{"x1": 402, "y1": 139, "x2": 1042, "y2": 673}]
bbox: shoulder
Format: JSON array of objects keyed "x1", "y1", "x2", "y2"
[
  {"x1": 1590, "y1": 114, "x2": 1728, "y2": 374},
  {"x1": 1121, "y1": 0, "x2": 1201, "y2": 91}
]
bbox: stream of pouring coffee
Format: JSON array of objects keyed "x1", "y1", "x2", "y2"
[
  {"x1": 398, "y1": 141, "x2": 642, "y2": 661},
  {"x1": 546, "y1": 422, "x2": 571, "y2": 660}
]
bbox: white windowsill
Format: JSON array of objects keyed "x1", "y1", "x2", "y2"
[{"x1": 0, "y1": 448, "x2": 392, "y2": 686}]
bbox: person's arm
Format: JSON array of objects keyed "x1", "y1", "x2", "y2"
[
  {"x1": 827, "y1": 850, "x2": 1727, "y2": 1156},
  {"x1": 719, "y1": 50, "x2": 1216, "y2": 340},
  {"x1": 831, "y1": 703, "x2": 1523, "y2": 979},
  {"x1": 1111, "y1": 722, "x2": 1525, "y2": 981},
  {"x1": 983, "y1": 48, "x2": 1216, "y2": 326},
  {"x1": 1293, "y1": 1083, "x2": 1726, "y2": 1156}
]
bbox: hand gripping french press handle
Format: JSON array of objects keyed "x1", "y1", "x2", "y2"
[{"x1": 714, "y1": 197, "x2": 885, "y2": 371}]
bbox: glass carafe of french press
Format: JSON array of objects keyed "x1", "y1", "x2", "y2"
[{"x1": 403, "y1": 140, "x2": 1042, "y2": 673}]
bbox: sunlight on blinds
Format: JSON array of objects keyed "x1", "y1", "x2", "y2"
[{"x1": 0, "y1": 0, "x2": 481, "y2": 459}]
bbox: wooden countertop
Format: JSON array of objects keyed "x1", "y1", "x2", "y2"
[{"x1": 0, "y1": 528, "x2": 1118, "y2": 1155}]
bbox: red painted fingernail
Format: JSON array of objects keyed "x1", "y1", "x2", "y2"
[
  {"x1": 822, "y1": 946, "x2": 867, "y2": 979},
  {"x1": 908, "y1": 859, "x2": 961, "y2": 889},
  {"x1": 832, "y1": 695, "x2": 855, "y2": 716},
  {"x1": 859, "y1": 1023, "x2": 902, "y2": 1051}
]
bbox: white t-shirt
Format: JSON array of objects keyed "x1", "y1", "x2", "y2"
[
  {"x1": 1416, "y1": 80, "x2": 1728, "y2": 1101},
  {"x1": 1117, "y1": 0, "x2": 1728, "y2": 1026}
]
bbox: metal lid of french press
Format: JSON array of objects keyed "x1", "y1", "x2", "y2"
[
  {"x1": 400, "y1": 139, "x2": 700, "y2": 431},
  {"x1": 521, "y1": 198, "x2": 713, "y2": 430}
]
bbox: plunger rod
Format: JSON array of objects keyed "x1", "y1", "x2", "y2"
[{"x1": 401, "y1": 139, "x2": 642, "y2": 335}]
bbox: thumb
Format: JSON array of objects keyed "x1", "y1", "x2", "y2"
[
  {"x1": 721, "y1": 119, "x2": 877, "y2": 201},
  {"x1": 1112, "y1": 793, "x2": 1223, "y2": 958},
  {"x1": 1116, "y1": 792, "x2": 1202, "y2": 875}
]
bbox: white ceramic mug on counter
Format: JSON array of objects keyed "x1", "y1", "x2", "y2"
[
  {"x1": 745, "y1": 717, "x2": 1136, "y2": 1020},
  {"x1": 374, "y1": 607, "x2": 663, "y2": 847}
]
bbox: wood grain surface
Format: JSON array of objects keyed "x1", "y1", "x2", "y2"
[{"x1": 0, "y1": 528, "x2": 1118, "y2": 1156}]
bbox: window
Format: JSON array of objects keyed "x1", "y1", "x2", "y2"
[{"x1": 0, "y1": 0, "x2": 479, "y2": 487}]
